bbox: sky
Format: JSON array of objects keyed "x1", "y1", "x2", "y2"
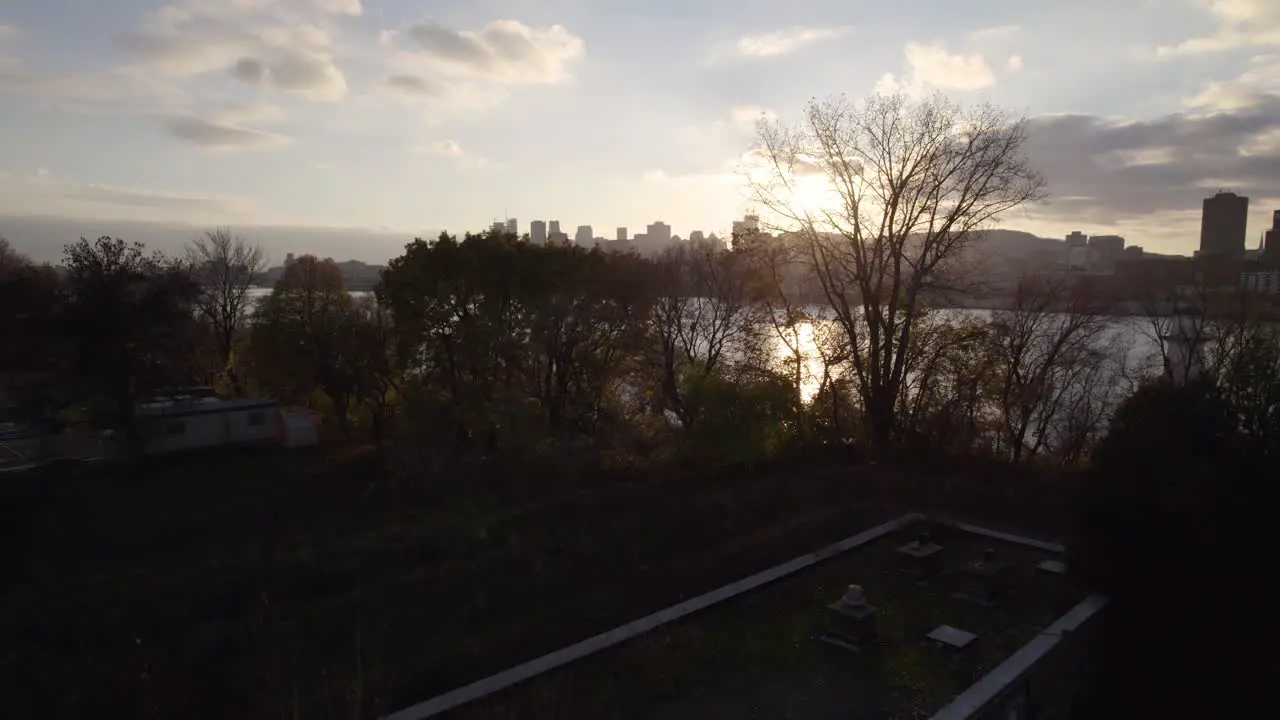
[{"x1": 1, "y1": 0, "x2": 1279, "y2": 263}]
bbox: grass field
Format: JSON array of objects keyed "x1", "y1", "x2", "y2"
[{"x1": 0, "y1": 444, "x2": 1081, "y2": 719}]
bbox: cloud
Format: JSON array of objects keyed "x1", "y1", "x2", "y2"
[
  {"x1": 1183, "y1": 53, "x2": 1280, "y2": 110},
  {"x1": 0, "y1": 168, "x2": 247, "y2": 217},
  {"x1": 414, "y1": 140, "x2": 464, "y2": 158},
  {"x1": 118, "y1": 0, "x2": 353, "y2": 100},
  {"x1": 1022, "y1": 85, "x2": 1280, "y2": 227},
  {"x1": 0, "y1": 24, "x2": 19, "y2": 42},
  {"x1": 384, "y1": 18, "x2": 584, "y2": 85},
  {"x1": 59, "y1": 183, "x2": 241, "y2": 211},
  {"x1": 968, "y1": 25, "x2": 1022, "y2": 45},
  {"x1": 729, "y1": 105, "x2": 777, "y2": 128},
  {"x1": 726, "y1": 26, "x2": 850, "y2": 59},
  {"x1": 411, "y1": 139, "x2": 492, "y2": 169},
  {"x1": 1157, "y1": 0, "x2": 1280, "y2": 56},
  {"x1": 166, "y1": 106, "x2": 293, "y2": 151},
  {"x1": 876, "y1": 42, "x2": 996, "y2": 95},
  {"x1": 1007, "y1": 55, "x2": 1024, "y2": 71}
]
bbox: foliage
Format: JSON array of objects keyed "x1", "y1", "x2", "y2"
[{"x1": 60, "y1": 236, "x2": 201, "y2": 455}]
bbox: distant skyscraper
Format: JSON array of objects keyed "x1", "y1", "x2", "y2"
[
  {"x1": 1263, "y1": 210, "x2": 1280, "y2": 265},
  {"x1": 531, "y1": 220, "x2": 547, "y2": 245},
  {"x1": 732, "y1": 214, "x2": 760, "y2": 240},
  {"x1": 646, "y1": 221, "x2": 672, "y2": 248},
  {"x1": 689, "y1": 231, "x2": 705, "y2": 243},
  {"x1": 490, "y1": 220, "x2": 505, "y2": 235},
  {"x1": 506, "y1": 218, "x2": 518, "y2": 236},
  {"x1": 1064, "y1": 232, "x2": 1088, "y2": 271},
  {"x1": 1088, "y1": 235, "x2": 1125, "y2": 273},
  {"x1": 616, "y1": 227, "x2": 627, "y2": 242},
  {"x1": 549, "y1": 220, "x2": 561, "y2": 236},
  {"x1": 1199, "y1": 191, "x2": 1249, "y2": 257},
  {"x1": 575, "y1": 225, "x2": 593, "y2": 245}
]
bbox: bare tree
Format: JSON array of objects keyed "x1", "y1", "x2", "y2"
[
  {"x1": 988, "y1": 274, "x2": 1113, "y2": 464},
  {"x1": 749, "y1": 92, "x2": 1045, "y2": 453},
  {"x1": 647, "y1": 243, "x2": 763, "y2": 431},
  {"x1": 186, "y1": 228, "x2": 267, "y2": 394}
]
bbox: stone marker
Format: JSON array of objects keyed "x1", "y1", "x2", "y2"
[
  {"x1": 955, "y1": 548, "x2": 1010, "y2": 605},
  {"x1": 927, "y1": 624, "x2": 978, "y2": 650},
  {"x1": 898, "y1": 531, "x2": 944, "y2": 581},
  {"x1": 819, "y1": 584, "x2": 878, "y2": 653},
  {"x1": 1037, "y1": 559, "x2": 1067, "y2": 576}
]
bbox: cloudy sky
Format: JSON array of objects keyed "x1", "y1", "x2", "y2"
[{"x1": 1, "y1": 0, "x2": 1278, "y2": 262}]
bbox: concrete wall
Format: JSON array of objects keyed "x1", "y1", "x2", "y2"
[{"x1": 931, "y1": 594, "x2": 1108, "y2": 720}]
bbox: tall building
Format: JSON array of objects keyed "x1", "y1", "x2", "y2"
[
  {"x1": 646, "y1": 221, "x2": 672, "y2": 248},
  {"x1": 1263, "y1": 210, "x2": 1280, "y2": 265},
  {"x1": 530, "y1": 220, "x2": 547, "y2": 245},
  {"x1": 732, "y1": 214, "x2": 760, "y2": 239},
  {"x1": 1064, "y1": 232, "x2": 1088, "y2": 271},
  {"x1": 575, "y1": 225, "x2": 593, "y2": 245},
  {"x1": 689, "y1": 230, "x2": 706, "y2": 243},
  {"x1": 1199, "y1": 191, "x2": 1249, "y2": 257},
  {"x1": 616, "y1": 227, "x2": 627, "y2": 242},
  {"x1": 1088, "y1": 235, "x2": 1125, "y2": 273},
  {"x1": 549, "y1": 220, "x2": 561, "y2": 236},
  {"x1": 506, "y1": 218, "x2": 518, "y2": 236}
]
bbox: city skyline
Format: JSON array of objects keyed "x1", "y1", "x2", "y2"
[{"x1": 1, "y1": 0, "x2": 1279, "y2": 261}]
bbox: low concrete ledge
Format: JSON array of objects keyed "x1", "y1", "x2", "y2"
[
  {"x1": 382, "y1": 512, "x2": 923, "y2": 720},
  {"x1": 928, "y1": 593, "x2": 1109, "y2": 720}
]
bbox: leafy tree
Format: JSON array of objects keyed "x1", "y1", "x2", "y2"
[
  {"x1": 250, "y1": 255, "x2": 358, "y2": 429},
  {"x1": 60, "y1": 236, "x2": 200, "y2": 456},
  {"x1": 0, "y1": 242, "x2": 65, "y2": 423}
]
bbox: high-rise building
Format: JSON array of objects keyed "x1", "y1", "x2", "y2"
[
  {"x1": 1199, "y1": 191, "x2": 1249, "y2": 257},
  {"x1": 616, "y1": 227, "x2": 627, "y2": 242},
  {"x1": 1064, "y1": 232, "x2": 1088, "y2": 271},
  {"x1": 575, "y1": 225, "x2": 593, "y2": 245},
  {"x1": 549, "y1": 220, "x2": 561, "y2": 236},
  {"x1": 490, "y1": 220, "x2": 506, "y2": 235},
  {"x1": 689, "y1": 230, "x2": 706, "y2": 243},
  {"x1": 531, "y1": 220, "x2": 547, "y2": 245},
  {"x1": 732, "y1": 214, "x2": 761, "y2": 239},
  {"x1": 646, "y1": 221, "x2": 672, "y2": 248},
  {"x1": 1263, "y1": 210, "x2": 1280, "y2": 265},
  {"x1": 506, "y1": 218, "x2": 518, "y2": 236},
  {"x1": 1088, "y1": 235, "x2": 1125, "y2": 273}
]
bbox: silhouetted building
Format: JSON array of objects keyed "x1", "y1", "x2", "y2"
[
  {"x1": 506, "y1": 218, "x2": 518, "y2": 236},
  {"x1": 616, "y1": 227, "x2": 627, "y2": 242},
  {"x1": 1123, "y1": 245, "x2": 1144, "y2": 259},
  {"x1": 575, "y1": 225, "x2": 593, "y2": 245},
  {"x1": 1064, "y1": 232, "x2": 1089, "y2": 271},
  {"x1": 689, "y1": 230, "x2": 705, "y2": 243},
  {"x1": 1199, "y1": 191, "x2": 1249, "y2": 257},
  {"x1": 1263, "y1": 210, "x2": 1280, "y2": 266},
  {"x1": 646, "y1": 221, "x2": 672, "y2": 247},
  {"x1": 1089, "y1": 235, "x2": 1125, "y2": 273},
  {"x1": 732, "y1": 214, "x2": 760, "y2": 239},
  {"x1": 549, "y1": 220, "x2": 561, "y2": 236},
  {"x1": 531, "y1": 220, "x2": 547, "y2": 245}
]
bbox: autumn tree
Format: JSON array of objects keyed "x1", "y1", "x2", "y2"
[
  {"x1": 251, "y1": 255, "x2": 358, "y2": 429},
  {"x1": 61, "y1": 236, "x2": 201, "y2": 456},
  {"x1": 186, "y1": 228, "x2": 267, "y2": 394},
  {"x1": 749, "y1": 91, "x2": 1045, "y2": 454}
]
